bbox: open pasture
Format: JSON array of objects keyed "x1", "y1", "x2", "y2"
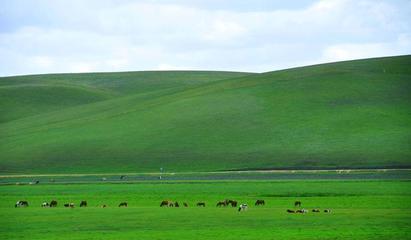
[{"x1": 1, "y1": 179, "x2": 410, "y2": 239}]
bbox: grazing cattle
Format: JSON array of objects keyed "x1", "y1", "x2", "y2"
[
  {"x1": 183, "y1": 202, "x2": 188, "y2": 207},
  {"x1": 312, "y1": 209, "x2": 320, "y2": 213},
  {"x1": 287, "y1": 209, "x2": 295, "y2": 213},
  {"x1": 118, "y1": 202, "x2": 128, "y2": 207},
  {"x1": 294, "y1": 201, "x2": 302, "y2": 207},
  {"x1": 216, "y1": 201, "x2": 227, "y2": 207},
  {"x1": 255, "y1": 200, "x2": 265, "y2": 206},
  {"x1": 64, "y1": 203, "x2": 74, "y2": 208},
  {"x1": 197, "y1": 202, "x2": 206, "y2": 207},
  {"x1": 15, "y1": 200, "x2": 29, "y2": 208},
  {"x1": 160, "y1": 200, "x2": 173, "y2": 207},
  {"x1": 50, "y1": 200, "x2": 57, "y2": 207},
  {"x1": 324, "y1": 209, "x2": 331, "y2": 213},
  {"x1": 238, "y1": 204, "x2": 248, "y2": 212},
  {"x1": 227, "y1": 200, "x2": 237, "y2": 207},
  {"x1": 80, "y1": 201, "x2": 87, "y2": 207},
  {"x1": 296, "y1": 209, "x2": 308, "y2": 214},
  {"x1": 41, "y1": 202, "x2": 50, "y2": 207},
  {"x1": 174, "y1": 202, "x2": 180, "y2": 207}
]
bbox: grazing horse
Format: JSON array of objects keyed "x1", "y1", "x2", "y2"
[
  {"x1": 197, "y1": 202, "x2": 206, "y2": 207},
  {"x1": 41, "y1": 202, "x2": 50, "y2": 207},
  {"x1": 312, "y1": 209, "x2": 320, "y2": 213},
  {"x1": 238, "y1": 204, "x2": 248, "y2": 212},
  {"x1": 216, "y1": 201, "x2": 227, "y2": 207},
  {"x1": 255, "y1": 200, "x2": 265, "y2": 206},
  {"x1": 183, "y1": 202, "x2": 188, "y2": 207},
  {"x1": 294, "y1": 201, "x2": 302, "y2": 207},
  {"x1": 64, "y1": 203, "x2": 74, "y2": 208},
  {"x1": 50, "y1": 200, "x2": 58, "y2": 207},
  {"x1": 15, "y1": 201, "x2": 29, "y2": 208},
  {"x1": 324, "y1": 209, "x2": 331, "y2": 213},
  {"x1": 119, "y1": 202, "x2": 128, "y2": 207},
  {"x1": 80, "y1": 201, "x2": 87, "y2": 207},
  {"x1": 287, "y1": 209, "x2": 295, "y2": 213}
]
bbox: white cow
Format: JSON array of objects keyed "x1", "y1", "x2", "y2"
[{"x1": 238, "y1": 204, "x2": 248, "y2": 212}]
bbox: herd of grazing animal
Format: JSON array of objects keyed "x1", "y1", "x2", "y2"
[
  {"x1": 286, "y1": 201, "x2": 332, "y2": 214},
  {"x1": 14, "y1": 199, "x2": 332, "y2": 214},
  {"x1": 15, "y1": 200, "x2": 127, "y2": 208}
]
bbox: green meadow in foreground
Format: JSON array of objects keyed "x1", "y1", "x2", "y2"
[
  {"x1": 1, "y1": 180, "x2": 410, "y2": 240},
  {"x1": 1, "y1": 55, "x2": 411, "y2": 173}
]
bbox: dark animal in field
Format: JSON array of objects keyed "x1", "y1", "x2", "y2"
[
  {"x1": 197, "y1": 202, "x2": 206, "y2": 207},
  {"x1": 238, "y1": 204, "x2": 248, "y2": 212},
  {"x1": 183, "y1": 202, "x2": 188, "y2": 207},
  {"x1": 287, "y1": 209, "x2": 295, "y2": 213},
  {"x1": 41, "y1": 202, "x2": 49, "y2": 207},
  {"x1": 255, "y1": 200, "x2": 265, "y2": 206},
  {"x1": 216, "y1": 201, "x2": 227, "y2": 207},
  {"x1": 160, "y1": 200, "x2": 174, "y2": 207},
  {"x1": 50, "y1": 200, "x2": 57, "y2": 207},
  {"x1": 312, "y1": 209, "x2": 320, "y2": 213},
  {"x1": 226, "y1": 200, "x2": 237, "y2": 207},
  {"x1": 80, "y1": 201, "x2": 87, "y2": 207},
  {"x1": 175, "y1": 202, "x2": 179, "y2": 207},
  {"x1": 15, "y1": 200, "x2": 29, "y2": 207},
  {"x1": 296, "y1": 209, "x2": 308, "y2": 214},
  {"x1": 324, "y1": 209, "x2": 331, "y2": 213},
  {"x1": 119, "y1": 202, "x2": 128, "y2": 207},
  {"x1": 64, "y1": 203, "x2": 74, "y2": 208},
  {"x1": 294, "y1": 201, "x2": 302, "y2": 207}
]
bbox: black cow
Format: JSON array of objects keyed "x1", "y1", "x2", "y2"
[
  {"x1": 119, "y1": 202, "x2": 128, "y2": 207},
  {"x1": 50, "y1": 200, "x2": 58, "y2": 207},
  {"x1": 294, "y1": 201, "x2": 302, "y2": 207},
  {"x1": 64, "y1": 203, "x2": 74, "y2": 208},
  {"x1": 255, "y1": 200, "x2": 265, "y2": 206},
  {"x1": 80, "y1": 201, "x2": 87, "y2": 207}
]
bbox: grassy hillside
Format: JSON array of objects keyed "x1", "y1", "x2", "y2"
[{"x1": 0, "y1": 56, "x2": 410, "y2": 174}]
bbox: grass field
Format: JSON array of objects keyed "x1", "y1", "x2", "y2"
[
  {"x1": 1, "y1": 56, "x2": 410, "y2": 173},
  {"x1": 1, "y1": 178, "x2": 410, "y2": 240}
]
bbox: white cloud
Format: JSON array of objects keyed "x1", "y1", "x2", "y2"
[{"x1": 0, "y1": 0, "x2": 410, "y2": 76}]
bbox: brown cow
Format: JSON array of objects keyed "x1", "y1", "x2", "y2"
[
  {"x1": 216, "y1": 201, "x2": 227, "y2": 207},
  {"x1": 160, "y1": 200, "x2": 173, "y2": 207}
]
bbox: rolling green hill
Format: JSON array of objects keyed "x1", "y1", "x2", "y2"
[{"x1": 0, "y1": 56, "x2": 410, "y2": 174}]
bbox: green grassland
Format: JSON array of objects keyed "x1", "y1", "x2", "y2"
[
  {"x1": 1, "y1": 179, "x2": 410, "y2": 240},
  {"x1": 1, "y1": 56, "x2": 411, "y2": 173}
]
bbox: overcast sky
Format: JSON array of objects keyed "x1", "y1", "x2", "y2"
[{"x1": 0, "y1": 0, "x2": 410, "y2": 76}]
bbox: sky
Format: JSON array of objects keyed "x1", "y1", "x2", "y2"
[{"x1": 0, "y1": 0, "x2": 410, "y2": 76}]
